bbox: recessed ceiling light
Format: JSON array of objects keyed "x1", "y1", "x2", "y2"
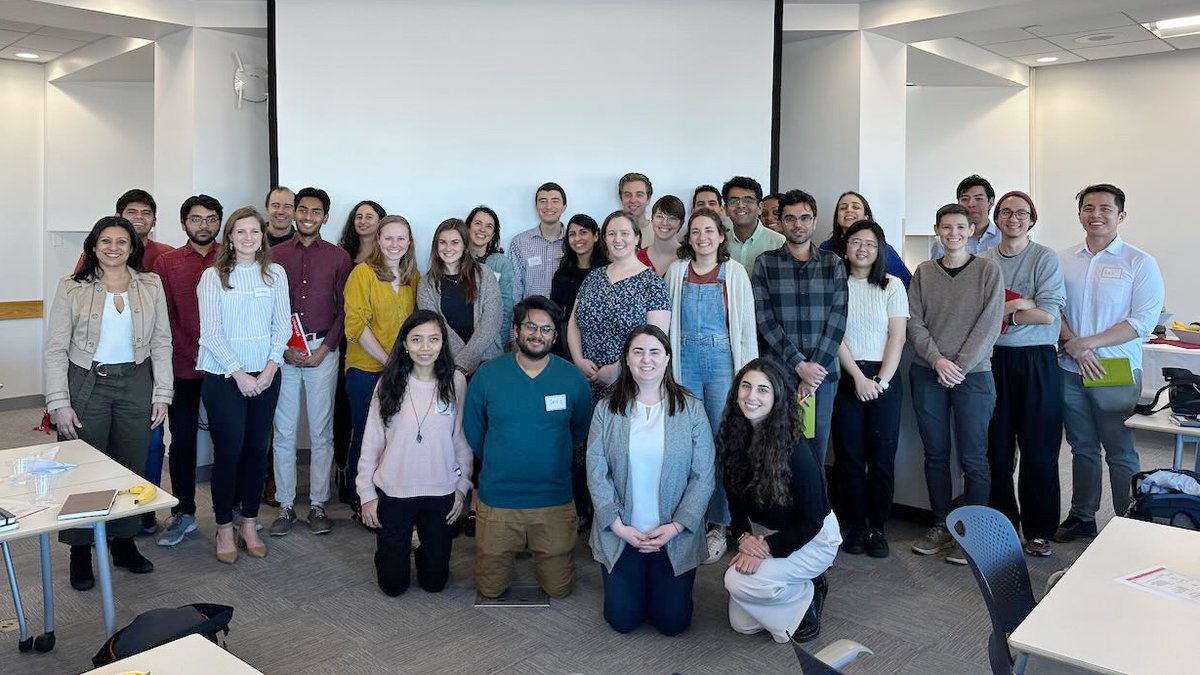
[
  {"x1": 1075, "y1": 33, "x2": 1118, "y2": 44},
  {"x1": 15, "y1": 52, "x2": 40, "y2": 59},
  {"x1": 1036, "y1": 56, "x2": 1060, "y2": 63},
  {"x1": 1144, "y1": 15, "x2": 1200, "y2": 39},
  {"x1": 905, "y1": 82, "x2": 915, "y2": 86}
]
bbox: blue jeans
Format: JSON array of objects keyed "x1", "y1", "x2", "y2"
[
  {"x1": 602, "y1": 547, "x2": 696, "y2": 636},
  {"x1": 1061, "y1": 368, "x2": 1142, "y2": 521},
  {"x1": 909, "y1": 365, "x2": 995, "y2": 524},
  {"x1": 345, "y1": 368, "x2": 383, "y2": 493},
  {"x1": 807, "y1": 378, "x2": 837, "y2": 466},
  {"x1": 679, "y1": 335, "x2": 733, "y2": 526},
  {"x1": 143, "y1": 424, "x2": 165, "y2": 486}
]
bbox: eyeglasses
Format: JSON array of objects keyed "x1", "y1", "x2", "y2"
[
  {"x1": 652, "y1": 213, "x2": 681, "y2": 226},
  {"x1": 186, "y1": 215, "x2": 221, "y2": 225},
  {"x1": 846, "y1": 238, "x2": 878, "y2": 250},
  {"x1": 997, "y1": 209, "x2": 1032, "y2": 220},
  {"x1": 726, "y1": 196, "x2": 759, "y2": 207},
  {"x1": 521, "y1": 322, "x2": 556, "y2": 336},
  {"x1": 781, "y1": 214, "x2": 815, "y2": 225}
]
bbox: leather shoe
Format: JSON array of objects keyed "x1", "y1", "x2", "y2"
[
  {"x1": 110, "y1": 537, "x2": 154, "y2": 574},
  {"x1": 69, "y1": 545, "x2": 94, "y2": 591},
  {"x1": 794, "y1": 574, "x2": 828, "y2": 643}
]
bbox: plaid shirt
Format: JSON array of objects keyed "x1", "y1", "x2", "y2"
[{"x1": 751, "y1": 243, "x2": 848, "y2": 376}]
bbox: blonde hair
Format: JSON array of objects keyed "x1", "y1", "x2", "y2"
[{"x1": 365, "y1": 215, "x2": 418, "y2": 285}]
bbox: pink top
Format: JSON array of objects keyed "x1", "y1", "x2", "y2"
[{"x1": 356, "y1": 371, "x2": 474, "y2": 503}]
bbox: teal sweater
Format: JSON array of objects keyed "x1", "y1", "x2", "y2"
[{"x1": 464, "y1": 353, "x2": 593, "y2": 509}]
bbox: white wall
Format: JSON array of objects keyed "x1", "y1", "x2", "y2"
[
  {"x1": 1034, "y1": 49, "x2": 1198, "y2": 325},
  {"x1": 903, "y1": 85, "x2": 1029, "y2": 264},
  {"x1": 0, "y1": 60, "x2": 46, "y2": 398}
]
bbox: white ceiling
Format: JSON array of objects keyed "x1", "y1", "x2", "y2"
[
  {"x1": 0, "y1": 18, "x2": 106, "y2": 63},
  {"x1": 960, "y1": 11, "x2": 1192, "y2": 67}
]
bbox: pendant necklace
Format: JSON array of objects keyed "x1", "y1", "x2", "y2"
[{"x1": 407, "y1": 385, "x2": 436, "y2": 443}]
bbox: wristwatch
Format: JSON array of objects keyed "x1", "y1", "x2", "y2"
[{"x1": 872, "y1": 375, "x2": 889, "y2": 391}]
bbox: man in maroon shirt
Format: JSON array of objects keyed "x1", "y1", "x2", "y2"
[
  {"x1": 74, "y1": 190, "x2": 172, "y2": 274},
  {"x1": 152, "y1": 194, "x2": 223, "y2": 547},
  {"x1": 269, "y1": 187, "x2": 352, "y2": 536}
]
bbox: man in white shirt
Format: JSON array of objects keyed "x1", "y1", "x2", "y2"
[
  {"x1": 930, "y1": 175, "x2": 1001, "y2": 259},
  {"x1": 618, "y1": 172, "x2": 652, "y2": 242},
  {"x1": 723, "y1": 176, "x2": 785, "y2": 272},
  {"x1": 509, "y1": 182, "x2": 568, "y2": 303},
  {"x1": 1054, "y1": 183, "x2": 1164, "y2": 542}
]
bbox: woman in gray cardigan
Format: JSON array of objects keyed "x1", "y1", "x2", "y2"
[
  {"x1": 587, "y1": 324, "x2": 715, "y2": 636},
  {"x1": 416, "y1": 218, "x2": 502, "y2": 376}
]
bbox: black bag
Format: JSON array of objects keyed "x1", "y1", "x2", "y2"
[
  {"x1": 1126, "y1": 469, "x2": 1200, "y2": 530},
  {"x1": 91, "y1": 603, "x2": 233, "y2": 667},
  {"x1": 1134, "y1": 367, "x2": 1200, "y2": 416}
]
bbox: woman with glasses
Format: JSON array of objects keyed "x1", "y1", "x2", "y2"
[
  {"x1": 979, "y1": 191, "x2": 1065, "y2": 557},
  {"x1": 664, "y1": 207, "x2": 757, "y2": 565},
  {"x1": 466, "y1": 206, "x2": 514, "y2": 354},
  {"x1": 819, "y1": 191, "x2": 912, "y2": 287},
  {"x1": 830, "y1": 220, "x2": 908, "y2": 559},
  {"x1": 635, "y1": 195, "x2": 685, "y2": 277}
]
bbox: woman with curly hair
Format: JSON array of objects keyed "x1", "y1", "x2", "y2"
[{"x1": 718, "y1": 358, "x2": 841, "y2": 644}]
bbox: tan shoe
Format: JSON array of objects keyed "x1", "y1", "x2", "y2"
[
  {"x1": 239, "y1": 519, "x2": 267, "y2": 558},
  {"x1": 215, "y1": 523, "x2": 237, "y2": 564}
]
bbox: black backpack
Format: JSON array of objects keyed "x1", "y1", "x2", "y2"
[
  {"x1": 1134, "y1": 368, "x2": 1200, "y2": 416},
  {"x1": 1126, "y1": 469, "x2": 1200, "y2": 530},
  {"x1": 91, "y1": 603, "x2": 233, "y2": 667}
]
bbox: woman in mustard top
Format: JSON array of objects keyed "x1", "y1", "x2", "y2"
[{"x1": 344, "y1": 215, "x2": 420, "y2": 522}]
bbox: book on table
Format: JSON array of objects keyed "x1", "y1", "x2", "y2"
[
  {"x1": 0, "y1": 505, "x2": 16, "y2": 533},
  {"x1": 57, "y1": 489, "x2": 117, "y2": 521}
]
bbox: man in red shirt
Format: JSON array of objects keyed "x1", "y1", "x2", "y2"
[
  {"x1": 74, "y1": 190, "x2": 173, "y2": 274},
  {"x1": 153, "y1": 194, "x2": 223, "y2": 547}
]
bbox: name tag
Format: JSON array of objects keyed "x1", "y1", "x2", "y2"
[
  {"x1": 528, "y1": 256, "x2": 543, "y2": 267},
  {"x1": 1100, "y1": 266, "x2": 1122, "y2": 279},
  {"x1": 253, "y1": 287, "x2": 272, "y2": 298},
  {"x1": 544, "y1": 394, "x2": 566, "y2": 411}
]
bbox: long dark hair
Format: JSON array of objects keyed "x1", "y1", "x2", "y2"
[
  {"x1": 558, "y1": 213, "x2": 606, "y2": 273},
  {"x1": 716, "y1": 358, "x2": 801, "y2": 508},
  {"x1": 606, "y1": 325, "x2": 689, "y2": 416},
  {"x1": 466, "y1": 205, "x2": 503, "y2": 256},
  {"x1": 828, "y1": 190, "x2": 874, "y2": 255},
  {"x1": 74, "y1": 216, "x2": 143, "y2": 281},
  {"x1": 338, "y1": 200, "x2": 386, "y2": 261},
  {"x1": 842, "y1": 220, "x2": 890, "y2": 290},
  {"x1": 376, "y1": 310, "x2": 457, "y2": 425}
]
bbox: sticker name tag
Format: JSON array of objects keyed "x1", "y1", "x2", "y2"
[
  {"x1": 544, "y1": 394, "x2": 567, "y2": 411},
  {"x1": 528, "y1": 256, "x2": 543, "y2": 267},
  {"x1": 1100, "y1": 266, "x2": 1123, "y2": 279},
  {"x1": 253, "y1": 287, "x2": 272, "y2": 297}
]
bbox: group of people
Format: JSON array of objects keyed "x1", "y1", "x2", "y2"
[{"x1": 42, "y1": 170, "x2": 1163, "y2": 644}]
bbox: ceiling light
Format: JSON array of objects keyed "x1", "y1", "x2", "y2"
[
  {"x1": 1075, "y1": 33, "x2": 1117, "y2": 44},
  {"x1": 15, "y1": 52, "x2": 40, "y2": 59},
  {"x1": 1144, "y1": 15, "x2": 1200, "y2": 39},
  {"x1": 1036, "y1": 56, "x2": 1059, "y2": 63}
]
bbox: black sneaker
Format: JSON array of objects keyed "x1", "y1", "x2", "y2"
[
  {"x1": 794, "y1": 574, "x2": 828, "y2": 643},
  {"x1": 1053, "y1": 516, "x2": 1097, "y2": 543},
  {"x1": 69, "y1": 545, "x2": 94, "y2": 591},
  {"x1": 865, "y1": 529, "x2": 890, "y2": 558},
  {"x1": 840, "y1": 529, "x2": 865, "y2": 555}
]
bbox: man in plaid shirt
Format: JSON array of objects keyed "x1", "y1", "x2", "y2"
[{"x1": 751, "y1": 189, "x2": 848, "y2": 463}]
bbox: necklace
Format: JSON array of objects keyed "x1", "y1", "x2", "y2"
[{"x1": 406, "y1": 384, "x2": 436, "y2": 443}]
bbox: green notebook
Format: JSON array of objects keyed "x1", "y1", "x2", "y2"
[
  {"x1": 797, "y1": 392, "x2": 816, "y2": 439},
  {"x1": 1082, "y1": 357, "x2": 1134, "y2": 388}
]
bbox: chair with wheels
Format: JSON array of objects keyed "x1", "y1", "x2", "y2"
[{"x1": 947, "y1": 505, "x2": 1035, "y2": 675}]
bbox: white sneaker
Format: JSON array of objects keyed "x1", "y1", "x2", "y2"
[
  {"x1": 411, "y1": 531, "x2": 421, "y2": 550},
  {"x1": 703, "y1": 529, "x2": 727, "y2": 565}
]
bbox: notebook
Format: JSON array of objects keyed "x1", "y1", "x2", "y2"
[
  {"x1": 57, "y1": 489, "x2": 117, "y2": 521},
  {"x1": 0, "y1": 505, "x2": 16, "y2": 534},
  {"x1": 1082, "y1": 357, "x2": 1134, "y2": 388},
  {"x1": 797, "y1": 392, "x2": 816, "y2": 440}
]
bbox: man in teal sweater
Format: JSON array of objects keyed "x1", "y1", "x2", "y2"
[{"x1": 465, "y1": 295, "x2": 592, "y2": 599}]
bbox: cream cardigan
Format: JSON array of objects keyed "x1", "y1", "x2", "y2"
[{"x1": 665, "y1": 259, "x2": 758, "y2": 382}]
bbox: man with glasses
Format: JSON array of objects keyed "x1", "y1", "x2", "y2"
[
  {"x1": 723, "y1": 176, "x2": 784, "y2": 271},
  {"x1": 618, "y1": 172, "x2": 653, "y2": 242},
  {"x1": 154, "y1": 195, "x2": 224, "y2": 547},
  {"x1": 1054, "y1": 183, "x2": 1163, "y2": 543},
  {"x1": 465, "y1": 295, "x2": 592, "y2": 600},
  {"x1": 751, "y1": 189, "x2": 848, "y2": 464},
  {"x1": 269, "y1": 187, "x2": 352, "y2": 537},
  {"x1": 931, "y1": 174, "x2": 1000, "y2": 258},
  {"x1": 264, "y1": 186, "x2": 296, "y2": 246}
]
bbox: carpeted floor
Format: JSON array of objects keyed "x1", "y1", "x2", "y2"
[{"x1": 0, "y1": 405, "x2": 1174, "y2": 674}]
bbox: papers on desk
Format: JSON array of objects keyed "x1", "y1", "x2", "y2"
[{"x1": 1117, "y1": 567, "x2": 1200, "y2": 608}]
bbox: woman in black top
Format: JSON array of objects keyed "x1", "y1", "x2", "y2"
[
  {"x1": 550, "y1": 213, "x2": 606, "y2": 359},
  {"x1": 718, "y1": 358, "x2": 842, "y2": 644}
]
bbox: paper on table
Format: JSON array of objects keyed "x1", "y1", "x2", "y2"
[
  {"x1": 1117, "y1": 566, "x2": 1200, "y2": 608},
  {"x1": 28, "y1": 458, "x2": 76, "y2": 474},
  {"x1": 0, "y1": 499, "x2": 51, "y2": 520}
]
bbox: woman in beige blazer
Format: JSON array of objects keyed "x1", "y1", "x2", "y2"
[{"x1": 44, "y1": 216, "x2": 172, "y2": 591}]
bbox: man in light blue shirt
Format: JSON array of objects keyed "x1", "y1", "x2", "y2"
[
  {"x1": 930, "y1": 174, "x2": 1001, "y2": 259},
  {"x1": 1054, "y1": 183, "x2": 1164, "y2": 542}
]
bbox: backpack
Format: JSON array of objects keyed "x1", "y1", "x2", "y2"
[
  {"x1": 1125, "y1": 469, "x2": 1200, "y2": 530},
  {"x1": 91, "y1": 603, "x2": 233, "y2": 667},
  {"x1": 1134, "y1": 368, "x2": 1200, "y2": 416}
]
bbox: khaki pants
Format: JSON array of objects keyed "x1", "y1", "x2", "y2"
[{"x1": 474, "y1": 501, "x2": 576, "y2": 599}]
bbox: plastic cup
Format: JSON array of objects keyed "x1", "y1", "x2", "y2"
[
  {"x1": 32, "y1": 471, "x2": 56, "y2": 505},
  {"x1": 9, "y1": 457, "x2": 32, "y2": 485}
]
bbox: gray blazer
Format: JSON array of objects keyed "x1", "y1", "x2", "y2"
[
  {"x1": 416, "y1": 268, "x2": 502, "y2": 374},
  {"x1": 586, "y1": 395, "x2": 715, "y2": 575}
]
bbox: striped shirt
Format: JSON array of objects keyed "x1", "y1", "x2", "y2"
[
  {"x1": 751, "y1": 244, "x2": 849, "y2": 376},
  {"x1": 197, "y1": 263, "x2": 291, "y2": 375},
  {"x1": 509, "y1": 223, "x2": 566, "y2": 301}
]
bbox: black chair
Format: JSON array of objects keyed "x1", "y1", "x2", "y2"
[
  {"x1": 947, "y1": 506, "x2": 1035, "y2": 675},
  {"x1": 792, "y1": 638, "x2": 845, "y2": 675},
  {"x1": 790, "y1": 637, "x2": 873, "y2": 674}
]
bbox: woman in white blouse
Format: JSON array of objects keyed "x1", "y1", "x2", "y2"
[{"x1": 197, "y1": 206, "x2": 291, "y2": 564}]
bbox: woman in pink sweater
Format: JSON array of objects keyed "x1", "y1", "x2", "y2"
[{"x1": 356, "y1": 309, "x2": 474, "y2": 596}]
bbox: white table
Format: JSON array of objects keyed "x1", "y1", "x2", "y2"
[
  {"x1": 1125, "y1": 408, "x2": 1200, "y2": 472},
  {"x1": 1142, "y1": 341, "x2": 1200, "y2": 399},
  {"x1": 1009, "y1": 517, "x2": 1200, "y2": 674},
  {"x1": 0, "y1": 439, "x2": 178, "y2": 646},
  {"x1": 84, "y1": 633, "x2": 264, "y2": 674}
]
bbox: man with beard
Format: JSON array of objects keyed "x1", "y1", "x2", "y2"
[
  {"x1": 265, "y1": 186, "x2": 296, "y2": 246},
  {"x1": 154, "y1": 194, "x2": 223, "y2": 547},
  {"x1": 269, "y1": 187, "x2": 352, "y2": 537},
  {"x1": 464, "y1": 295, "x2": 592, "y2": 599},
  {"x1": 723, "y1": 176, "x2": 784, "y2": 272}
]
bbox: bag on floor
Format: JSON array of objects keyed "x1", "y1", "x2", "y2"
[
  {"x1": 91, "y1": 602, "x2": 233, "y2": 667},
  {"x1": 1125, "y1": 469, "x2": 1200, "y2": 530}
]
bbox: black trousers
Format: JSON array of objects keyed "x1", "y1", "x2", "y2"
[
  {"x1": 987, "y1": 345, "x2": 1062, "y2": 540},
  {"x1": 166, "y1": 377, "x2": 204, "y2": 516},
  {"x1": 374, "y1": 489, "x2": 455, "y2": 597},
  {"x1": 831, "y1": 361, "x2": 902, "y2": 533},
  {"x1": 202, "y1": 372, "x2": 281, "y2": 524}
]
